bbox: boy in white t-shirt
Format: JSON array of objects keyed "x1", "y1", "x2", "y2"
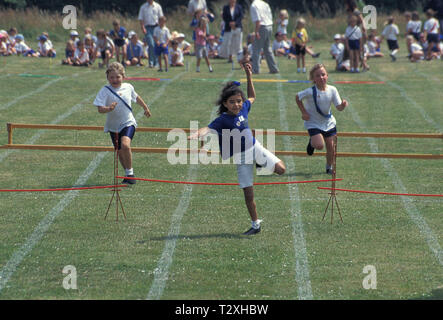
[
  {"x1": 295, "y1": 64, "x2": 348, "y2": 174},
  {"x1": 380, "y1": 16, "x2": 400, "y2": 61},
  {"x1": 153, "y1": 16, "x2": 171, "y2": 72},
  {"x1": 93, "y1": 62, "x2": 152, "y2": 184}
]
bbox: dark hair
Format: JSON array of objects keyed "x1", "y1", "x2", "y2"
[{"x1": 216, "y1": 81, "x2": 246, "y2": 115}]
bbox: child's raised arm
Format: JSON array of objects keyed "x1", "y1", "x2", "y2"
[{"x1": 243, "y1": 62, "x2": 255, "y2": 104}]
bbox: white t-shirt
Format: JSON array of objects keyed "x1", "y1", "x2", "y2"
[
  {"x1": 410, "y1": 42, "x2": 423, "y2": 53},
  {"x1": 406, "y1": 20, "x2": 422, "y2": 34},
  {"x1": 277, "y1": 18, "x2": 288, "y2": 35},
  {"x1": 153, "y1": 26, "x2": 171, "y2": 44},
  {"x1": 345, "y1": 25, "x2": 362, "y2": 40},
  {"x1": 250, "y1": 0, "x2": 273, "y2": 27},
  {"x1": 15, "y1": 41, "x2": 30, "y2": 54},
  {"x1": 169, "y1": 47, "x2": 184, "y2": 64},
  {"x1": 272, "y1": 39, "x2": 290, "y2": 51},
  {"x1": 367, "y1": 40, "x2": 377, "y2": 54},
  {"x1": 74, "y1": 48, "x2": 89, "y2": 63},
  {"x1": 424, "y1": 18, "x2": 440, "y2": 34},
  {"x1": 330, "y1": 42, "x2": 344, "y2": 56},
  {"x1": 93, "y1": 83, "x2": 138, "y2": 133},
  {"x1": 381, "y1": 24, "x2": 399, "y2": 40},
  {"x1": 297, "y1": 85, "x2": 342, "y2": 131},
  {"x1": 38, "y1": 41, "x2": 52, "y2": 54}
]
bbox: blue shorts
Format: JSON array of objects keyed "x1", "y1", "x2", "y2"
[
  {"x1": 348, "y1": 39, "x2": 360, "y2": 50},
  {"x1": 155, "y1": 44, "x2": 169, "y2": 56},
  {"x1": 110, "y1": 125, "x2": 135, "y2": 150},
  {"x1": 427, "y1": 33, "x2": 439, "y2": 43},
  {"x1": 308, "y1": 127, "x2": 337, "y2": 138}
]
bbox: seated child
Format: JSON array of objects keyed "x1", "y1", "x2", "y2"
[
  {"x1": 95, "y1": 29, "x2": 115, "y2": 68},
  {"x1": 0, "y1": 32, "x2": 9, "y2": 56},
  {"x1": 207, "y1": 34, "x2": 220, "y2": 59},
  {"x1": 406, "y1": 35, "x2": 424, "y2": 62},
  {"x1": 175, "y1": 33, "x2": 191, "y2": 55},
  {"x1": 169, "y1": 40, "x2": 184, "y2": 67},
  {"x1": 272, "y1": 32, "x2": 290, "y2": 57},
  {"x1": 73, "y1": 40, "x2": 90, "y2": 66},
  {"x1": 7, "y1": 27, "x2": 18, "y2": 55},
  {"x1": 62, "y1": 40, "x2": 76, "y2": 65},
  {"x1": 14, "y1": 34, "x2": 38, "y2": 57},
  {"x1": 69, "y1": 30, "x2": 80, "y2": 45},
  {"x1": 367, "y1": 33, "x2": 384, "y2": 58},
  {"x1": 84, "y1": 35, "x2": 97, "y2": 65},
  {"x1": 125, "y1": 31, "x2": 145, "y2": 66},
  {"x1": 330, "y1": 34, "x2": 344, "y2": 59},
  {"x1": 37, "y1": 34, "x2": 56, "y2": 58}
]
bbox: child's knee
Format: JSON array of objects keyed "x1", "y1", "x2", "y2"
[
  {"x1": 312, "y1": 141, "x2": 324, "y2": 150},
  {"x1": 274, "y1": 161, "x2": 286, "y2": 175}
]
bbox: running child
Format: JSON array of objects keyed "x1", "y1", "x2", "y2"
[
  {"x1": 380, "y1": 16, "x2": 400, "y2": 62},
  {"x1": 188, "y1": 63, "x2": 286, "y2": 235},
  {"x1": 93, "y1": 62, "x2": 152, "y2": 184},
  {"x1": 295, "y1": 64, "x2": 348, "y2": 174}
]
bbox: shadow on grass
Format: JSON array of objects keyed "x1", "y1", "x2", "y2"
[{"x1": 141, "y1": 233, "x2": 251, "y2": 243}]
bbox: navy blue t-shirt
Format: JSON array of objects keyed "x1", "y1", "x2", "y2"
[{"x1": 208, "y1": 100, "x2": 256, "y2": 160}]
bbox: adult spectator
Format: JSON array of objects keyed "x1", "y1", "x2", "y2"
[
  {"x1": 250, "y1": 0, "x2": 279, "y2": 74},
  {"x1": 138, "y1": 0, "x2": 164, "y2": 68},
  {"x1": 222, "y1": 0, "x2": 244, "y2": 63},
  {"x1": 345, "y1": 0, "x2": 366, "y2": 35}
]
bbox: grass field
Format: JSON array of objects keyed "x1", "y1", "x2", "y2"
[{"x1": 0, "y1": 37, "x2": 442, "y2": 301}]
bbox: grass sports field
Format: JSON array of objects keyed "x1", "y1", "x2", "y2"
[{"x1": 0, "y1": 39, "x2": 442, "y2": 301}]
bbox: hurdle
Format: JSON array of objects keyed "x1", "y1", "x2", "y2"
[{"x1": 2, "y1": 123, "x2": 443, "y2": 160}]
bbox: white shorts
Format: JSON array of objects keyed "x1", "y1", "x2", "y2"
[{"x1": 236, "y1": 140, "x2": 281, "y2": 189}]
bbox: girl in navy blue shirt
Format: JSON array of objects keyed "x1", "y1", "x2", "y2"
[{"x1": 188, "y1": 63, "x2": 285, "y2": 235}]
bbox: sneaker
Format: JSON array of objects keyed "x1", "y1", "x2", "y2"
[
  {"x1": 243, "y1": 226, "x2": 261, "y2": 235},
  {"x1": 209, "y1": 66, "x2": 213, "y2": 72},
  {"x1": 158, "y1": 69, "x2": 163, "y2": 72},
  {"x1": 306, "y1": 140, "x2": 314, "y2": 156},
  {"x1": 297, "y1": 68, "x2": 301, "y2": 73},
  {"x1": 302, "y1": 68, "x2": 306, "y2": 73},
  {"x1": 122, "y1": 175, "x2": 136, "y2": 185},
  {"x1": 390, "y1": 53, "x2": 396, "y2": 62},
  {"x1": 312, "y1": 53, "x2": 321, "y2": 58},
  {"x1": 326, "y1": 168, "x2": 333, "y2": 175}
]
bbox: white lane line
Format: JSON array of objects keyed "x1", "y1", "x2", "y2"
[
  {"x1": 0, "y1": 77, "x2": 63, "y2": 111},
  {"x1": 341, "y1": 89, "x2": 443, "y2": 268},
  {"x1": 0, "y1": 71, "x2": 186, "y2": 293},
  {"x1": 276, "y1": 78, "x2": 313, "y2": 300},
  {"x1": 147, "y1": 71, "x2": 234, "y2": 300},
  {"x1": 368, "y1": 71, "x2": 442, "y2": 133},
  {"x1": 0, "y1": 151, "x2": 107, "y2": 292}
]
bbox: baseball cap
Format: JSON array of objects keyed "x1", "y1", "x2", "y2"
[
  {"x1": 38, "y1": 35, "x2": 48, "y2": 41},
  {"x1": 70, "y1": 30, "x2": 79, "y2": 36},
  {"x1": 334, "y1": 34, "x2": 341, "y2": 40},
  {"x1": 15, "y1": 34, "x2": 24, "y2": 41},
  {"x1": 128, "y1": 30, "x2": 136, "y2": 39}
]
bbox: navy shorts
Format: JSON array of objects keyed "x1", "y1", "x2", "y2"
[
  {"x1": 427, "y1": 33, "x2": 439, "y2": 43},
  {"x1": 110, "y1": 125, "x2": 135, "y2": 150},
  {"x1": 387, "y1": 39, "x2": 399, "y2": 51},
  {"x1": 155, "y1": 44, "x2": 169, "y2": 56},
  {"x1": 348, "y1": 39, "x2": 360, "y2": 50},
  {"x1": 308, "y1": 127, "x2": 337, "y2": 138},
  {"x1": 294, "y1": 44, "x2": 306, "y2": 56}
]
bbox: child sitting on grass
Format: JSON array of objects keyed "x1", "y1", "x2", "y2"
[{"x1": 62, "y1": 40, "x2": 76, "y2": 65}]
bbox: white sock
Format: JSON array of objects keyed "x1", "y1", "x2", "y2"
[
  {"x1": 252, "y1": 219, "x2": 262, "y2": 229},
  {"x1": 125, "y1": 168, "x2": 134, "y2": 176},
  {"x1": 196, "y1": 66, "x2": 200, "y2": 72},
  {"x1": 209, "y1": 65, "x2": 213, "y2": 72}
]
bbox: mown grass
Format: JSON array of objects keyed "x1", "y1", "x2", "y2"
[{"x1": 0, "y1": 17, "x2": 442, "y2": 301}]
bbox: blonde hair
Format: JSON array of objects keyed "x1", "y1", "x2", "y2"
[
  {"x1": 309, "y1": 63, "x2": 327, "y2": 81},
  {"x1": 106, "y1": 62, "x2": 126, "y2": 78},
  {"x1": 296, "y1": 17, "x2": 306, "y2": 28},
  {"x1": 198, "y1": 15, "x2": 209, "y2": 29},
  {"x1": 279, "y1": 9, "x2": 289, "y2": 19}
]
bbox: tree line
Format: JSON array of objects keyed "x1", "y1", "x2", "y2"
[{"x1": 0, "y1": 0, "x2": 427, "y2": 16}]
